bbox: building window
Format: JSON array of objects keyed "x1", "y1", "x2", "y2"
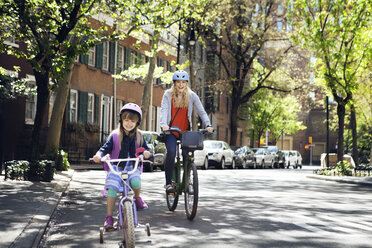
[
  {"x1": 102, "y1": 42, "x2": 109, "y2": 71},
  {"x1": 87, "y1": 93, "x2": 94, "y2": 123},
  {"x1": 309, "y1": 91, "x2": 315, "y2": 99},
  {"x1": 310, "y1": 72, "x2": 315, "y2": 85},
  {"x1": 70, "y1": 89, "x2": 78, "y2": 122},
  {"x1": 277, "y1": 3, "x2": 284, "y2": 15},
  {"x1": 25, "y1": 75, "x2": 36, "y2": 124},
  {"x1": 130, "y1": 50, "x2": 137, "y2": 66},
  {"x1": 116, "y1": 99, "x2": 126, "y2": 124},
  {"x1": 3, "y1": 26, "x2": 19, "y2": 48},
  {"x1": 286, "y1": 19, "x2": 293, "y2": 32},
  {"x1": 276, "y1": 20, "x2": 283, "y2": 32},
  {"x1": 117, "y1": 45, "x2": 124, "y2": 73},
  {"x1": 88, "y1": 46, "x2": 96, "y2": 66}
]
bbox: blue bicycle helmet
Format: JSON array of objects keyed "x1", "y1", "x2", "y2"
[{"x1": 172, "y1": 70, "x2": 189, "y2": 81}]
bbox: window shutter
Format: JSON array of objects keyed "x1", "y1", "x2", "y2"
[
  {"x1": 125, "y1": 47, "x2": 131, "y2": 69},
  {"x1": 94, "y1": 94, "x2": 99, "y2": 124},
  {"x1": 78, "y1": 91, "x2": 88, "y2": 124},
  {"x1": 67, "y1": 91, "x2": 70, "y2": 123},
  {"x1": 136, "y1": 52, "x2": 142, "y2": 65},
  {"x1": 96, "y1": 43, "x2": 103, "y2": 68},
  {"x1": 109, "y1": 42, "x2": 115, "y2": 73},
  {"x1": 79, "y1": 36, "x2": 89, "y2": 64}
]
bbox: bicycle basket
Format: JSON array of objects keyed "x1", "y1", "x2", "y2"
[{"x1": 182, "y1": 131, "x2": 204, "y2": 150}]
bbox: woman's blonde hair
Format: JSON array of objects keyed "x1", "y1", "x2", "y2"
[
  {"x1": 112, "y1": 111, "x2": 142, "y2": 149},
  {"x1": 169, "y1": 83, "x2": 190, "y2": 108}
]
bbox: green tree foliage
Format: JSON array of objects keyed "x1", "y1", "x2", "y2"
[
  {"x1": 202, "y1": 0, "x2": 297, "y2": 145},
  {"x1": 114, "y1": 0, "x2": 209, "y2": 129},
  {"x1": 0, "y1": 0, "x2": 116, "y2": 159},
  {"x1": 290, "y1": 0, "x2": 372, "y2": 162},
  {"x1": 244, "y1": 89, "x2": 306, "y2": 147},
  {"x1": 0, "y1": 67, "x2": 33, "y2": 102}
]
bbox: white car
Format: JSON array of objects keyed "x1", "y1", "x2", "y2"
[
  {"x1": 282, "y1": 150, "x2": 302, "y2": 169},
  {"x1": 194, "y1": 140, "x2": 235, "y2": 169}
]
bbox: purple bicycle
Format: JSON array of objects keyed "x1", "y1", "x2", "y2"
[{"x1": 91, "y1": 151, "x2": 150, "y2": 247}]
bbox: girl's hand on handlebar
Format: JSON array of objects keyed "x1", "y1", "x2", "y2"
[
  {"x1": 93, "y1": 154, "x2": 101, "y2": 163},
  {"x1": 206, "y1": 126, "x2": 214, "y2": 133},
  {"x1": 161, "y1": 125, "x2": 169, "y2": 131},
  {"x1": 143, "y1": 150, "x2": 151, "y2": 159}
]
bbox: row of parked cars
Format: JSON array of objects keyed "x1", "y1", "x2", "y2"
[
  {"x1": 140, "y1": 130, "x2": 302, "y2": 172},
  {"x1": 194, "y1": 142, "x2": 302, "y2": 170}
]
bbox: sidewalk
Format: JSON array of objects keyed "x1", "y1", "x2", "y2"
[
  {"x1": 0, "y1": 169, "x2": 74, "y2": 248},
  {"x1": 307, "y1": 174, "x2": 372, "y2": 186}
]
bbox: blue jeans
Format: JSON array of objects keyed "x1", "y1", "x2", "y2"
[{"x1": 164, "y1": 134, "x2": 187, "y2": 185}]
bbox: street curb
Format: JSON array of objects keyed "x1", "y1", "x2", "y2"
[
  {"x1": 28, "y1": 169, "x2": 75, "y2": 248},
  {"x1": 307, "y1": 174, "x2": 372, "y2": 187}
]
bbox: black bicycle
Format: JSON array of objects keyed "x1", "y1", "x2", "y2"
[{"x1": 163, "y1": 127, "x2": 208, "y2": 220}]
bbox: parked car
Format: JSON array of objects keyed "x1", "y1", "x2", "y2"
[
  {"x1": 253, "y1": 148, "x2": 276, "y2": 168},
  {"x1": 194, "y1": 140, "x2": 235, "y2": 169},
  {"x1": 141, "y1": 131, "x2": 166, "y2": 171},
  {"x1": 233, "y1": 146, "x2": 256, "y2": 169},
  {"x1": 262, "y1": 145, "x2": 285, "y2": 168},
  {"x1": 283, "y1": 150, "x2": 302, "y2": 169}
]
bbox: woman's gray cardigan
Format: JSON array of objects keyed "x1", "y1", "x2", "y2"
[{"x1": 160, "y1": 89, "x2": 211, "y2": 129}]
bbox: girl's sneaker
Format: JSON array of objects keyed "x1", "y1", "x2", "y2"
[
  {"x1": 135, "y1": 196, "x2": 148, "y2": 210},
  {"x1": 104, "y1": 215, "x2": 115, "y2": 231}
]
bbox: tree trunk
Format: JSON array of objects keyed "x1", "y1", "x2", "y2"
[
  {"x1": 140, "y1": 32, "x2": 159, "y2": 130},
  {"x1": 45, "y1": 63, "x2": 74, "y2": 155},
  {"x1": 30, "y1": 70, "x2": 50, "y2": 160},
  {"x1": 350, "y1": 103, "x2": 359, "y2": 166},
  {"x1": 336, "y1": 103, "x2": 346, "y2": 162},
  {"x1": 230, "y1": 88, "x2": 240, "y2": 146}
]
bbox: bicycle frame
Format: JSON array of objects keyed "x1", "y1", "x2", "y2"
[
  {"x1": 102, "y1": 157, "x2": 141, "y2": 228},
  {"x1": 164, "y1": 127, "x2": 208, "y2": 220}
]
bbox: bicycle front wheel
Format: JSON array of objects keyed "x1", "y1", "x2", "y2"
[
  {"x1": 166, "y1": 187, "x2": 179, "y2": 211},
  {"x1": 121, "y1": 200, "x2": 135, "y2": 248},
  {"x1": 184, "y1": 162, "x2": 199, "y2": 220}
]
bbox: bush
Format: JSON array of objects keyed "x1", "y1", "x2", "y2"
[
  {"x1": 336, "y1": 160, "x2": 352, "y2": 176},
  {"x1": 4, "y1": 160, "x2": 55, "y2": 181},
  {"x1": 56, "y1": 150, "x2": 70, "y2": 171},
  {"x1": 5, "y1": 160, "x2": 29, "y2": 180}
]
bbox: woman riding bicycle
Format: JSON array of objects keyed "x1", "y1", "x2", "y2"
[{"x1": 160, "y1": 70, "x2": 213, "y2": 194}]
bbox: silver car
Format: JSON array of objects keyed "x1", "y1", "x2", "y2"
[
  {"x1": 253, "y1": 148, "x2": 276, "y2": 168},
  {"x1": 194, "y1": 140, "x2": 235, "y2": 169}
]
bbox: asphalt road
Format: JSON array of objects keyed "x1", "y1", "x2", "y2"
[{"x1": 39, "y1": 166, "x2": 372, "y2": 248}]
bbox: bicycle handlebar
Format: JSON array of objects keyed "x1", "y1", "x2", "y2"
[
  {"x1": 162, "y1": 127, "x2": 211, "y2": 139},
  {"x1": 89, "y1": 156, "x2": 143, "y2": 176}
]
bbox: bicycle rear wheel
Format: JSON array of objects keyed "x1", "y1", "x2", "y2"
[
  {"x1": 184, "y1": 162, "x2": 199, "y2": 220},
  {"x1": 121, "y1": 200, "x2": 135, "y2": 248}
]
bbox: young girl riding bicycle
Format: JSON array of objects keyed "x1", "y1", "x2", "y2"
[{"x1": 93, "y1": 103, "x2": 151, "y2": 231}]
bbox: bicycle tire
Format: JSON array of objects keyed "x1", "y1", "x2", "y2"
[
  {"x1": 166, "y1": 188, "x2": 179, "y2": 211},
  {"x1": 121, "y1": 200, "x2": 135, "y2": 248},
  {"x1": 184, "y1": 162, "x2": 199, "y2": 220},
  {"x1": 166, "y1": 161, "x2": 180, "y2": 211}
]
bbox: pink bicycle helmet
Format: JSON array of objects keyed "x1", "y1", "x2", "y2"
[{"x1": 120, "y1": 103, "x2": 142, "y2": 125}]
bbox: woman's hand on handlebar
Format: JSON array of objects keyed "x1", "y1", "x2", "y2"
[
  {"x1": 206, "y1": 126, "x2": 214, "y2": 133},
  {"x1": 161, "y1": 125, "x2": 169, "y2": 131},
  {"x1": 92, "y1": 154, "x2": 101, "y2": 163}
]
